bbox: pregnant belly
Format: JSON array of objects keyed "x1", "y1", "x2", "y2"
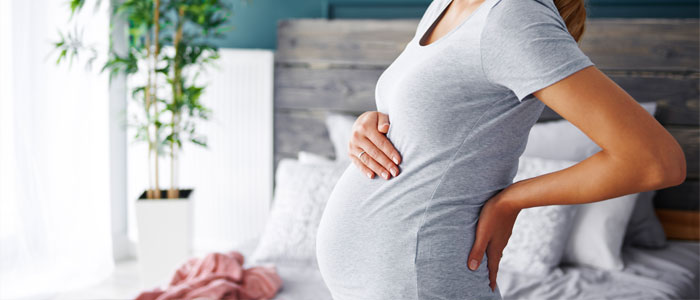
[
  {"x1": 315, "y1": 162, "x2": 499, "y2": 298},
  {"x1": 315, "y1": 163, "x2": 426, "y2": 297}
]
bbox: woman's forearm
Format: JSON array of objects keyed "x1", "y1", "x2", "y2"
[{"x1": 501, "y1": 150, "x2": 684, "y2": 210}]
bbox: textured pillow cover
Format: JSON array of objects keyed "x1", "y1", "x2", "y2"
[
  {"x1": 500, "y1": 156, "x2": 580, "y2": 276},
  {"x1": 249, "y1": 158, "x2": 348, "y2": 267}
]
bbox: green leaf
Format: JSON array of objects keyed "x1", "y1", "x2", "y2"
[{"x1": 69, "y1": 0, "x2": 86, "y2": 18}]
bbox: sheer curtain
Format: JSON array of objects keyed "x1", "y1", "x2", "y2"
[{"x1": 0, "y1": 0, "x2": 114, "y2": 298}]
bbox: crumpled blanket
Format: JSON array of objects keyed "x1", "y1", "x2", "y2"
[{"x1": 135, "y1": 251, "x2": 283, "y2": 300}]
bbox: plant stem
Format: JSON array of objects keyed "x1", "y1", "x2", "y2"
[
  {"x1": 144, "y1": 26, "x2": 154, "y2": 199},
  {"x1": 168, "y1": 6, "x2": 185, "y2": 199},
  {"x1": 153, "y1": 0, "x2": 161, "y2": 198}
]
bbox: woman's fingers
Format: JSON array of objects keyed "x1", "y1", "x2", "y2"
[
  {"x1": 486, "y1": 245, "x2": 502, "y2": 292},
  {"x1": 356, "y1": 136, "x2": 398, "y2": 179},
  {"x1": 349, "y1": 153, "x2": 375, "y2": 179},
  {"x1": 348, "y1": 111, "x2": 402, "y2": 180},
  {"x1": 467, "y1": 219, "x2": 488, "y2": 271},
  {"x1": 377, "y1": 112, "x2": 390, "y2": 133},
  {"x1": 350, "y1": 146, "x2": 390, "y2": 179},
  {"x1": 373, "y1": 112, "x2": 401, "y2": 164},
  {"x1": 364, "y1": 128, "x2": 401, "y2": 166}
]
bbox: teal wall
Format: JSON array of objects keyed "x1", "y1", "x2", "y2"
[{"x1": 218, "y1": 0, "x2": 699, "y2": 50}]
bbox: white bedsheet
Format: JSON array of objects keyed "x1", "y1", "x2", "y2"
[
  {"x1": 235, "y1": 238, "x2": 699, "y2": 300},
  {"x1": 498, "y1": 241, "x2": 699, "y2": 300}
]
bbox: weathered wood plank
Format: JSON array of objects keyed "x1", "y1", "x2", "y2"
[
  {"x1": 655, "y1": 209, "x2": 700, "y2": 240},
  {"x1": 275, "y1": 66, "x2": 699, "y2": 125},
  {"x1": 669, "y1": 127, "x2": 700, "y2": 180},
  {"x1": 654, "y1": 179, "x2": 700, "y2": 210},
  {"x1": 274, "y1": 110, "x2": 336, "y2": 162},
  {"x1": 276, "y1": 18, "x2": 699, "y2": 71},
  {"x1": 274, "y1": 67, "x2": 381, "y2": 112},
  {"x1": 579, "y1": 19, "x2": 700, "y2": 72},
  {"x1": 276, "y1": 19, "x2": 417, "y2": 67}
]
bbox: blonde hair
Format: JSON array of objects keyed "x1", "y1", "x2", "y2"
[{"x1": 553, "y1": 0, "x2": 587, "y2": 42}]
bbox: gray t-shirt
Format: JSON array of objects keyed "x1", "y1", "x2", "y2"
[{"x1": 316, "y1": 0, "x2": 594, "y2": 299}]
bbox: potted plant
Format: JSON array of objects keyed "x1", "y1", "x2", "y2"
[{"x1": 54, "y1": 0, "x2": 232, "y2": 287}]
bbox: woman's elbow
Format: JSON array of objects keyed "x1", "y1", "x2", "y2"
[{"x1": 645, "y1": 144, "x2": 687, "y2": 189}]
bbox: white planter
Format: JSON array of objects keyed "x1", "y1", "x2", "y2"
[{"x1": 135, "y1": 189, "x2": 193, "y2": 288}]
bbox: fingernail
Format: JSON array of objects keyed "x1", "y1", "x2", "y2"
[
  {"x1": 390, "y1": 167, "x2": 398, "y2": 177},
  {"x1": 382, "y1": 171, "x2": 389, "y2": 179},
  {"x1": 468, "y1": 259, "x2": 478, "y2": 270},
  {"x1": 392, "y1": 156, "x2": 399, "y2": 164},
  {"x1": 366, "y1": 172, "x2": 373, "y2": 179}
]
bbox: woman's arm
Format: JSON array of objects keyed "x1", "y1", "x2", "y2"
[
  {"x1": 467, "y1": 65, "x2": 687, "y2": 292},
  {"x1": 504, "y1": 65, "x2": 686, "y2": 210}
]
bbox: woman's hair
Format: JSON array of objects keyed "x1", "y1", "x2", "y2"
[{"x1": 553, "y1": 0, "x2": 587, "y2": 42}]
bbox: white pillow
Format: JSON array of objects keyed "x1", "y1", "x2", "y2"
[
  {"x1": 500, "y1": 156, "x2": 580, "y2": 276},
  {"x1": 298, "y1": 150, "x2": 334, "y2": 164},
  {"x1": 325, "y1": 112, "x2": 357, "y2": 162},
  {"x1": 561, "y1": 191, "x2": 640, "y2": 271},
  {"x1": 523, "y1": 101, "x2": 657, "y2": 161},
  {"x1": 249, "y1": 158, "x2": 348, "y2": 267}
]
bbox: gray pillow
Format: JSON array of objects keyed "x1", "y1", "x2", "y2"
[{"x1": 624, "y1": 190, "x2": 667, "y2": 248}]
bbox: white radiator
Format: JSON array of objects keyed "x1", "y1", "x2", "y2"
[{"x1": 126, "y1": 49, "x2": 274, "y2": 255}]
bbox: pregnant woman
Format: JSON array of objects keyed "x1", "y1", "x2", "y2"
[{"x1": 316, "y1": 0, "x2": 686, "y2": 299}]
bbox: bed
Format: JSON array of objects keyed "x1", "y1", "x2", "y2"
[
  {"x1": 238, "y1": 237, "x2": 698, "y2": 299},
  {"x1": 248, "y1": 17, "x2": 699, "y2": 299}
]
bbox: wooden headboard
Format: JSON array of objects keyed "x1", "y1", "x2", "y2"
[{"x1": 272, "y1": 18, "x2": 699, "y2": 239}]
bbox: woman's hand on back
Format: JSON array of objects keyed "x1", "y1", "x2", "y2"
[
  {"x1": 466, "y1": 189, "x2": 521, "y2": 293},
  {"x1": 349, "y1": 111, "x2": 402, "y2": 180}
]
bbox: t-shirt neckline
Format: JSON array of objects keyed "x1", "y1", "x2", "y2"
[{"x1": 417, "y1": 0, "x2": 490, "y2": 48}]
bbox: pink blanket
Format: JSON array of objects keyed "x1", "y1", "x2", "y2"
[{"x1": 135, "y1": 251, "x2": 283, "y2": 300}]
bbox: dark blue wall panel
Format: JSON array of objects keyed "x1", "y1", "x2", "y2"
[{"x1": 217, "y1": 0, "x2": 699, "y2": 49}]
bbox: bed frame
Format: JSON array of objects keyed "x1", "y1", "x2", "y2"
[{"x1": 272, "y1": 18, "x2": 699, "y2": 240}]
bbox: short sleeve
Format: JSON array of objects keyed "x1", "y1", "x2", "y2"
[{"x1": 480, "y1": 0, "x2": 595, "y2": 102}]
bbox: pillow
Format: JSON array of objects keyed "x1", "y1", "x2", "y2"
[
  {"x1": 249, "y1": 158, "x2": 348, "y2": 267},
  {"x1": 623, "y1": 190, "x2": 667, "y2": 248},
  {"x1": 561, "y1": 191, "x2": 640, "y2": 271},
  {"x1": 298, "y1": 151, "x2": 334, "y2": 164},
  {"x1": 500, "y1": 156, "x2": 580, "y2": 276},
  {"x1": 325, "y1": 112, "x2": 357, "y2": 162}
]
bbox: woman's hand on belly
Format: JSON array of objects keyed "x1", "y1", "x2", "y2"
[
  {"x1": 349, "y1": 111, "x2": 402, "y2": 180},
  {"x1": 466, "y1": 190, "x2": 522, "y2": 292}
]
